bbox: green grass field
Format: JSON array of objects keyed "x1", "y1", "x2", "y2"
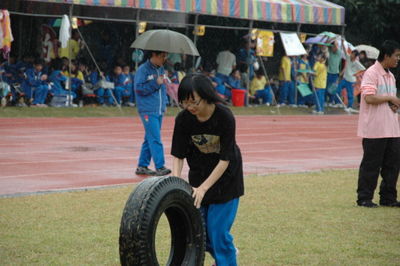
[{"x1": 1, "y1": 170, "x2": 399, "y2": 265}]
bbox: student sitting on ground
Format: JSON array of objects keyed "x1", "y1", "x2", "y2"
[
  {"x1": 22, "y1": 58, "x2": 50, "y2": 107},
  {"x1": 62, "y1": 60, "x2": 84, "y2": 105},
  {"x1": 107, "y1": 65, "x2": 131, "y2": 105},
  {"x1": 48, "y1": 58, "x2": 76, "y2": 103},
  {"x1": 202, "y1": 63, "x2": 228, "y2": 100},
  {"x1": 86, "y1": 62, "x2": 112, "y2": 106},
  {"x1": 123, "y1": 65, "x2": 135, "y2": 107},
  {"x1": 249, "y1": 68, "x2": 273, "y2": 105}
]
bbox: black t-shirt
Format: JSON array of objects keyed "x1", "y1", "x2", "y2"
[{"x1": 171, "y1": 104, "x2": 244, "y2": 205}]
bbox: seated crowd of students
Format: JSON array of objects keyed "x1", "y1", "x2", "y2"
[
  {"x1": 0, "y1": 55, "x2": 138, "y2": 107},
  {"x1": 0, "y1": 55, "x2": 193, "y2": 108},
  {"x1": 0, "y1": 54, "x2": 284, "y2": 109}
]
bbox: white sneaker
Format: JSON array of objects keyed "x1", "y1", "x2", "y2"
[
  {"x1": 348, "y1": 107, "x2": 359, "y2": 113},
  {"x1": 127, "y1": 102, "x2": 136, "y2": 107},
  {"x1": 1, "y1": 97, "x2": 6, "y2": 107}
]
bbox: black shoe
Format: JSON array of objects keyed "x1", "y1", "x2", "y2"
[
  {"x1": 155, "y1": 167, "x2": 171, "y2": 176},
  {"x1": 357, "y1": 201, "x2": 379, "y2": 208},
  {"x1": 380, "y1": 201, "x2": 400, "y2": 207},
  {"x1": 135, "y1": 166, "x2": 156, "y2": 176}
]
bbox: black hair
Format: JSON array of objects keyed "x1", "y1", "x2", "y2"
[
  {"x1": 50, "y1": 58, "x2": 63, "y2": 71},
  {"x1": 318, "y1": 53, "x2": 327, "y2": 61},
  {"x1": 255, "y1": 68, "x2": 265, "y2": 77},
  {"x1": 144, "y1": 50, "x2": 165, "y2": 61},
  {"x1": 78, "y1": 58, "x2": 88, "y2": 66},
  {"x1": 174, "y1": 62, "x2": 183, "y2": 72},
  {"x1": 178, "y1": 73, "x2": 226, "y2": 105},
  {"x1": 201, "y1": 61, "x2": 214, "y2": 73},
  {"x1": 34, "y1": 58, "x2": 45, "y2": 66},
  {"x1": 377, "y1": 40, "x2": 400, "y2": 62},
  {"x1": 351, "y1": 49, "x2": 359, "y2": 57},
  {"x1": 238, "y1": 63, "x2": 248, "y2": 73},
  {"x1": 230, "y1": 68, "x2": 240, "y2": 75}
]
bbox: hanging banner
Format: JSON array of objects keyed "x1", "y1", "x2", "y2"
[
  {"x1": 280, "y1": 32, "x2": 307, "y2": 56},
  {"x1": 71, "y1": 17, "x2": 78, "y2": 29},
  {"x1": 193, "y1": 25, "x2": 205, "y2": 36},
  {"x1": 138, "y1": 22, "x2": 147, "y2": 34},
  {"x1": 256, "y1": 30, "x2": 274, "y2": 57},
  {"x1": 299, "y1": 33, "x2": 307, "y2": 43}
]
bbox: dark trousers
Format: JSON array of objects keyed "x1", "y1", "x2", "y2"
[{"x1": 357, "y1": 138, "x2": 400, "y2": 204}]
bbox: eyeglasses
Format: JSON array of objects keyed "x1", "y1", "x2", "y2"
[{"x1": 180, "y1": 99, "x2": 202, "y2": 109}]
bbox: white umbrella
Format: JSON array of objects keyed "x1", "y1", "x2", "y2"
[
  {"x1": 335, "y1": 37, "x2": 355, "y2": 58},
  {"x1": 305, "y1": 31, "x2": 337, "y2": 46},
  {"x1": 355, "y1": 44, "x2": 379, "y2": 60},
  {"x1": 130, "y1": 29, "x2": 200, "y2": 56}
]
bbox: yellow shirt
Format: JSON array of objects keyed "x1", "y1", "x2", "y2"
[
  {"x1": 62, "y1": 70, "x2": 84, "y2": 82},
  {"x1": 249, "y1": 76, "x2": 267, "y2": 96},
  {"x1": 177, "y1": 71, "x2": 185, "y2": 83},
  {"x1": 313, "y1": 61, "x2": 327, "y2": 89},
  {"x1": 59, "y1": 39, "x2": 80, "y2": 60},
  {"x1": 298, "y1": 61, "x2": 309, "y2": 84},
  {"x1": 278, "y1": 56, "x2": 291, "y2": 81}
]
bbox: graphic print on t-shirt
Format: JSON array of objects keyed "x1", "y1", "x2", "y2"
[{"x1": 191, "y1": 134, "x2": 220, "y2": 154}]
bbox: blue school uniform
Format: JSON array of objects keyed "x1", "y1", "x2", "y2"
[
  {"x1": 122, "y1": 73, "x2": 135, "y2": 104},
  {"x1": 22, "y1": 68, "x2": 50, "y2": 104},
  {"x1": 49, "y1": 70, "x2": 77, "y2": 99},
  {"x1": 107, "y1": 73, "x2": 131, "y2": 105},
  {"x1": 211, "y1": 75, "x2": 228, "y2": 98},
  {"x1": 129, "y1": 73, "x2": 136, "y2": 103},
  {"x1": 88, "y1": 71, "x2": 111, "y2": 105},
  {"x1": 134, "y1": 60, "x2": 168, "y2": 169}
]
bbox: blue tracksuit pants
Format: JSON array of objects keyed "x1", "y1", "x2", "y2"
[
  {"x1": 114, "y1": 86, "x2": 131, "y2": 104},
  {"x1": 279, "y1": 81, "x2": 291, "y2": 104},
  {"x1": 28, "y1": 85, "x2": 49, "y2": 104},
  {"x1": 138, "y1": 113, "x2": 165, "y2": 169},
  {"x1": 200, "y1": 198, "x2": 239, "y2": 266},
  {"x1": 326, "y1": 73, "x2": 339, "y2": 103},
  {"x1": 254, "y1": 86, "x2": 272, "y2": 104},
  {"x1": 335, "y1": 79, "x2": 354, "y2": 107},
  {"x1": 315, "y1": 88, "x2": 326, "y2": 112}
]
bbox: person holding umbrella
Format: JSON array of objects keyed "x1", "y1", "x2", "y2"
[
  {"x1": 131, "y1": 29, "x2": 200, "y2": 176},
  {"x1": 134, "y1": 50, "x2": 171, "y2": 176}
]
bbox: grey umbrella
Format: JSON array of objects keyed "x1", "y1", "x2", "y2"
[{"x1": 130, "y1": 29, "x2": 200, "y2": 56}]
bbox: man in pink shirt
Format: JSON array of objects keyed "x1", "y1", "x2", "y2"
[{"x1": 357, "y1": 40, "x2": 400, "y2": 208}]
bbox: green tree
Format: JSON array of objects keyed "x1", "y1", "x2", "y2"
[{"x1": 330, "y1": 0, "x2": 400, "y2": 46}]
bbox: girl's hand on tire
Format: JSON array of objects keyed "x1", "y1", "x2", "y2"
[{"x1": 192, "y1": 186, "x2": 207, "y2": 208}]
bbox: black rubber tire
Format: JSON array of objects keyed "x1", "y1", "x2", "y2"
[{"x1": 119, "y1": 176, "x2": 205, "y2": 266}]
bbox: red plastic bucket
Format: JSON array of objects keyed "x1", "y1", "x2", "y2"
[{"x1": 231, "y1": 89, "x2": 245, "y2": 107}]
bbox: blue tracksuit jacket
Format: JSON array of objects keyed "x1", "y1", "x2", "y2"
[{"x1": 134, "y1": 60, "x2": 167, "y2": 115}]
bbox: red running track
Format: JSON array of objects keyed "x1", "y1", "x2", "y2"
[{"x1": 0, "y1": 115, "x2": 362, "y2": 196}]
